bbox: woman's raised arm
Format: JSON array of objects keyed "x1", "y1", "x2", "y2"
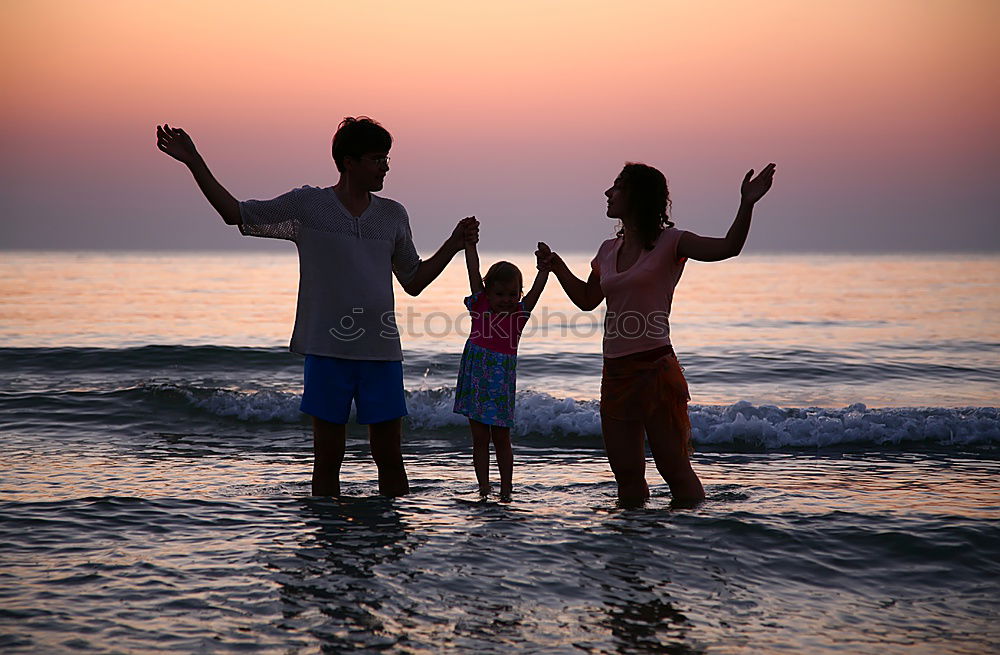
[{"x1": 678, "y1": 164, "x2": 775, "y2": 262}]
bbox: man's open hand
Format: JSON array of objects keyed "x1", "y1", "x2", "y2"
[{"x1": 156, "y1": 124, "x2": 200, "y2": 166}]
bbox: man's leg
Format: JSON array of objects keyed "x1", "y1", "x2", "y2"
[
  {"x1": 368, "y1": 418, "x2": 409, "y2": 497},
  {"x1": 312, "y1": 416, "x2": 346, "y2": 496}
]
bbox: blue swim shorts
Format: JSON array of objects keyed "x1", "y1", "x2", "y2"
[{"x1": 300, "y1": 355, "x2": 408, "y2": 425}]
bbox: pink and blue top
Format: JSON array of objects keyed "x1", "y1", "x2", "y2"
[{"x1": 464, "y1": 291, "x2": 530, "y2": 356}]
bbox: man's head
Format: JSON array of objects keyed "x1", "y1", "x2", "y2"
[{"x1": 332, "y1": 117, "x2": 393, "y2": 191}]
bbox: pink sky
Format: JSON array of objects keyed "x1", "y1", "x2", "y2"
[{"x1": 2, "y1": 0, "x2": 997, "y2": 252}]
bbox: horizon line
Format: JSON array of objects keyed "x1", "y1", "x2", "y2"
[{"x1": 2, "y1": 247, "x2": 998, "y2": 257}]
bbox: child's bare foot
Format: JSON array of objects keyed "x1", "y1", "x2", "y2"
[
  {"x1": 478, "y1": 483, "x2": 491, "y2": 496},
  {"x1": 499, "y1": 485, "x2": 512, "y2": 502}
]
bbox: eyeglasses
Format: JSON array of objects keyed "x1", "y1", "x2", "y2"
[{"x1": 364, "y1": 155, "x2": 390, "y2": 167}]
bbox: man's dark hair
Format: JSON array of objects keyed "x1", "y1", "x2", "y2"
[
  {"x1": 616, "y1": 162, "x2": 674, "y2": 250},
  {"x1": 331, "y1": 117, "x2": 393, "y2": 172}
]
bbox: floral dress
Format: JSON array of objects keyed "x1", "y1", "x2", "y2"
[{"x1": 453, "y1": 291, "x2": 529, "y2": 427}]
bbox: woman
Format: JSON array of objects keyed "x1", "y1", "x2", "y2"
[{"x1": 540, "y1": 162, "x2": 775, "y2": 504}]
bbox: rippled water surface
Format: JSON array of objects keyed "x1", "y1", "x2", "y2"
[
  {"x1": 1, "y1": 251, "x2": 998, "y2": 653},
  {"x1": 2, "y1": 449, "x2": 998, "y2": 654}
]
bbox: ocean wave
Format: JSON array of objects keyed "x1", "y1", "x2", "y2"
[
  {"x1": 687, "y1": 401, "x2": 999, "y2": 450},
  {"x1": 146, "y1": 384, "x2": 1000, "y2": 450},
  {"x1": 2, "y1": 371, "x2": 997, "y2": 450},
  {"x1": 147, "y1": 384, "x2": 303, "y2": 422}
]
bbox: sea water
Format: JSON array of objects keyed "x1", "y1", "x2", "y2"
[{"x1": 0, "y1": 251, "x2": 997, "y2": 653}]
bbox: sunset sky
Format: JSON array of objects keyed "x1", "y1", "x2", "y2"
[{"x1": 1, "y1": 0, "x2": 997, "y2": 253}]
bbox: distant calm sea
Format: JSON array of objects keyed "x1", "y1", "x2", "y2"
[{"x1": 1, "y1": 251, "x2": 998, "y2": 654}]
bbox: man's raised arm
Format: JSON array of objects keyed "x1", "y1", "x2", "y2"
[
  {"x1": 402, "y1": 217, "x2": 479, "y2": 296},
  {"x1": 156, "y1": 124, "x2": 241, "y2": 226}
]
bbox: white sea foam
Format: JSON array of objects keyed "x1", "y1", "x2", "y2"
[
  {"x1": 173, "y1": 385, "x2": 998, "y2": 449},
  {"x1": 688, "y1": 401, "x2": 999, "y2": 449},
  {"x1": 180, "y1": 387, "x2": 303, "y2": 422}
]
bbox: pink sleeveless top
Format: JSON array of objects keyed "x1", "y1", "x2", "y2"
[
  {"x1": 591, "y1": 228, "x2": 687, "y2": 358},
  {"x1": 465, "y1": 291, "x2": 530, "y2": 356}
]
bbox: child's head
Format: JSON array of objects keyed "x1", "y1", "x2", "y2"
[{"x1": 483, "y1": 261, "x2": 523, "y2": 313}]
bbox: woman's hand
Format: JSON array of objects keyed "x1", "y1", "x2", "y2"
[
  {"x1": 740, "y1": 163, "x2": 776, "y2": 204},
  {"x1": 537, "y1": 244, "x2": 566, "y2": 275}
]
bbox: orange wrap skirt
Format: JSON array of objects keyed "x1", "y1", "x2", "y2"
[{"x1": 600, "y1": 345, "x2": 693, "y2": 454}]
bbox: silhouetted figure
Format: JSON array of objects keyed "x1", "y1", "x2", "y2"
[
  {"x1": 541, "y1": 162, "x2": 775, "y2": 505},
  {"x1": 156, "y1": 118, "x2": 478, "y2": 497},
  {"x1": 453, "y1": 233, "x2": 550, "y2": 499}
]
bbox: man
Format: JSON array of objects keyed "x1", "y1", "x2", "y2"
[{"x1": 156, "y1": 117, "x2": 477, "y2": 497}]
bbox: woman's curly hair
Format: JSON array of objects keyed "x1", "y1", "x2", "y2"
[{"x1": 615, "y1": 162, "x2": 674, "y2": 250}]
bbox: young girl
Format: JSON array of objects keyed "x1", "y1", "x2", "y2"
[{"x1": 453, "y1": 236, "x2": 550, "y2": 498}]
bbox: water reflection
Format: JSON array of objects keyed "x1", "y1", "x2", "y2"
[
  {"x1": 596, "y1": 511, "x2": 703, "y2": 654},
  {"x1": 268, "y1": 497, "x2": 414, "y2": 651}
]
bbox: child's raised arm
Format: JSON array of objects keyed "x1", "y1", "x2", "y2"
[
  {"x1": 465, "y1": 238, "x2": 484, "y2": 295},
  {"x1": 539, "y1": 242, "x2": 604, "y2": 311},
  {"x1": 522, "y1": 242, "x2": 551, "y2": 312}
]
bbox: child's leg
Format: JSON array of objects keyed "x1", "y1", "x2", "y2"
[
  {"x1": 490, "y1": 425, "x2": 513, "y2": 497},
  {"x1": 469, "y1": 419, "x2": 492, "y2": 495}
]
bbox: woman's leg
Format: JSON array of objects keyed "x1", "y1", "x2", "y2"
[
  {"x1": 645, "y1": 405, "x2": 705, "y2": 501},
  {"x1": 600, "y1": 415, "x2": 649, "y2": 505},
  {"x1": 469, "y1": 419, "x2": 492, "y2": 495},
  {"x1": 490, "y1": 425, "x2": 513, "y2": 498}
]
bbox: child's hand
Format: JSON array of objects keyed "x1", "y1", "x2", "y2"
[
  {"x1": 450, "y1": 216, "x2": 478, "y2": 251},
  {"x1": 464, "y1": 216, "x2": 479, "y2": 246},
  {"x1": 535, "y1": 242, "x2": 553, "y2": 271}
]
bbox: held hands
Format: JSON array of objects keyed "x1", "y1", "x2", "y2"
[
  {"x1": 740, "y1": 163, "x2": 776, "y2": 205},
  {"x1": 535, "y1": 241, "x2": 564, "y2": 273},
  {"x1": 535, "y1": 242, "x2": 552, "y2": 271},
  {"x1": 156, "y1": 124, "x2": 200, "y2": 166},
  {"x1": 450, "y1": 216, "x2": 479, "y2": 252}
]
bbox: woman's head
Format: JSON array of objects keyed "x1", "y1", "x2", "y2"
[
  {"x1": 606, "y1": 162, "x2": 674, "y2": 250},
  {"x1": 483, "y1": 261, "x2": 523, "y2": 313}
]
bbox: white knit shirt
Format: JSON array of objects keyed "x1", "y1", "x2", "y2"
[{"x1": 239, "y1": 186, "x2": 421, "y2": 360}]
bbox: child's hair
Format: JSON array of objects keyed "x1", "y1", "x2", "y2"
[
  {"x1": 483, "y1": 261, "x2": 523, "y2": 295},
  {"x1": 331, "y1": 117, "x2": 393, "y2": 172}
]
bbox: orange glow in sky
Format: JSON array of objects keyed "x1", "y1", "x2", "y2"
[{"x1": 1, "y1": 0, "x2": 998, "y2": 251}]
